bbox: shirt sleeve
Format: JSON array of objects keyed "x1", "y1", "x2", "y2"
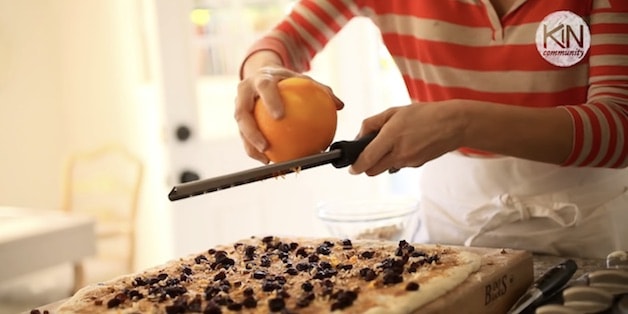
[
  {"x1": 561, "y1": 0, "x2": 628, "y2": 168},
  {"x1": 240, "y1": 0, "x2": 362, "y2": 76}
]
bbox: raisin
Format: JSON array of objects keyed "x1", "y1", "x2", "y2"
[
  {"x1": 214, "y1": 251, "x2": 228, "y2": 262},
  {"x1": 262, "y1": 236, "x2": 274, "y2": 243},
  {"x1": 285, "y1": 268, "x2": 299, "y2": 276},
  {"x1": 30, "y1": 311, "x2": 41, "y2": 314},
  {"x1": 330, "y1": 290, "x2": 358, "y2": 311},
  {"x1": 243, "y1": 287, "x2": 255, "y2": 296},
  {"x1": 179, "y1": 274, "x2": 189, "y2": 282},
  {"x1": 336, "y1": 264, "x2": 353, "y2": 271},
  {"x1": 166, "y1": 278, "x2": 181, "y2": 286},
  {"x1": 406, "y1": 282, "x2": 420, "y2": 291},
  {"x1": 295, "y1": 247, "x2": 309, "y2": 258},
  {"x1": 212, "y1": 295, "x2": 231, "y2": 306},
  {"x1": 289, "y1": 242, "x2": 299, "y2": 250},
  {"x1": 128, "y1": 289, "x2": 143, "y2": 300},
  {"x1": 165, "y1": 286, "x2": 187, "y2": 298},
  {"x1": 253, "y1": 271, "x2": 266, "y2": 279},
  {"x1": 341, "y1": 239, "x2": 353, "y2": 250},
  {"x1": 188, "y1": 295, "x2": 203, "y2": 312},
  {"x1": 411, "y1": 251, "x2": 427, "y2": 258},
  {"x1": 308, "y1": 254, "x2": 320, "y2": 263},
  {"x1": 427, "y1": 255, "x2": 440, "y2": 264},
  {"x1": 182, "y1": 267, "x2": 193, "y2": 275},
  {"x1": 278, "y1": 242, "x2": 291, "y2": 253},
  {"x1": 262, "y1": 281, "x2": 280, "y2": 292},
  {"x1": 260, "y1": 255, "x2": 271, "y2": 267},
  {"x1": 207, "y1": 248, "x2": 216, "y2": 255},
  {"x1": 383, "y1": 272, "x2": 404, "y2": 285},
  {"x1": 359, "y1": 268, "x2": 377, "y2": 281},
  {"x1": 301, "y1": 281, "x2": 314, "y2": 292},
  {"x1": 279, "y1": 252, "x2": 290, "y2": 261},
  {"x1": 313, "y1": 268, "x2": 338, "y2": 280},
  {"x1": 165, "y1": 304, "x2": 186, "y2": 314},
  {"x1": 275, "y1": 275, "x2": 287, "y2": 285},
  {"x1": 203, "y1": 302, "x2": 222, "y2": 314},
  {"x1": 296, "y1": 263, "x2": 310, "y2": 272},
  {"x1": 360, "y1": 251, "x2": 374, "y2": 259},
  {"x1": 195, "y1": 255, "x2": 208, "y2": 264},
  {"x1": 319, "y1": 261, "x2": 332, "y2": 270},
  {"x1": 242, "y1": 296, "x2": 257, "y2": 308},
  {"x1": 133, "y1": 277, "x2": 148, "y2": 286},
  {"x1": 94, "y1": 300, "x2": 103, "y2": 306},
  {"x1": 244, "y1": 245, "x2": 256, "y2": 256},
  {"x1": 157, "y1": 273, "x2": 168, "y2": 281},
  {"x1": 268, "y1": 298, "x2": 285, "y2": 312},
  {"x1": 204, "y1": 286, "x2": 221, "y2": 300},
  {"x1": 296, "y1": 296, "x2": 312, "y2": 308},
  {"x1": 227, "y1": 303, "x2": 243, "y2": 311},
  {"x1": 277, "y1": 289, "x2": 290, "y2": 299},
  {"x1": 316, "y1": 246, "x2": 331, "y2": 255},
  {"x1": 106, "y1": 297, "x2": 121, "y2": 308},
  {"x1": 214, "y1": 271, "x2": 226, "y2": 281}
]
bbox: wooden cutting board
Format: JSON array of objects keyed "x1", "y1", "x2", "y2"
[{"x1": 419, "y1": 246, "x2": 534, "y2": 314}]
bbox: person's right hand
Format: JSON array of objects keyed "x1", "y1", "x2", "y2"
[{"x1": 235, "y1": 66, "x2": 344, "y2": 164}]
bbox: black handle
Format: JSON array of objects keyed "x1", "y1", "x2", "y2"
[
  {"x1": 329, "y1": 132, "x2": 377, "y2": 168},
  {"x1": 536, "y1": 259, "x2": 578, "y2": 297}
]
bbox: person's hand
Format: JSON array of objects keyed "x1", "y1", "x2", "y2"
[
  {"x1": 235, "y1": 66, "x2": 344, "y2": 164},
  {"x1": 349, "y1": 100, "x2": 468, "y2": 176}
]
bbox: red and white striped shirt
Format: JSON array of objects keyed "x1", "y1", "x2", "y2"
[{"x1": 246, "y1": 0, "x2": 628, "y2": 168}]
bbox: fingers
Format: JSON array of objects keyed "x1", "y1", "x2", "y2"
[
  {"x1": 349, "y1": 107, "x2": 403, "y2": 175},
  {"x1": 255, "y1": 67, "x2": 293, "y2": 119},
  {"x1": 355, "y1": 107, "x2": 399, "y2": 139},
  {"x1": 349, "y1": 131, "x2": 396, "y2": 176},
  {"x1": 235, "y1": 80, "x2": 267, "y2": 153},
  {"x1": 319, "y1": 84, "x2": 345, "y2": 110},
  {"x1": 239, "y1": 131, "x2": 270, "y2": 164}
]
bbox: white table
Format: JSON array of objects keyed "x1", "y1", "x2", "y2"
[{"x1": 0, "y1": 206, "x2": 96, "y2": 282}]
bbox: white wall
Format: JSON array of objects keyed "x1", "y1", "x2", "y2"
[
  {"x1": 0, "y1": 0, "x2": 172, "y2": 271},
  {"x1": 0, "y1": 0, "x2": 64, "y2": 209}
]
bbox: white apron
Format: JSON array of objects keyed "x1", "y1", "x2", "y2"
[{"x1": 413, "y1": 152, "x2": 628, "y2": 259}]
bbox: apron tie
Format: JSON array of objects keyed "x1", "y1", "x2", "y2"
[{"x1": 463, "y1": 194, "x2": 582, "y2": 247}]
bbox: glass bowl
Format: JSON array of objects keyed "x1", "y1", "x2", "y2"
[{"x1": 316, "y1": 196, "x2": 420, "y2": 242}]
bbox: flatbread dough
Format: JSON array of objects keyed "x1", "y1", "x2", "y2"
[{"x1": 55, "y1": 236, "x2": 481, "y2": 313}]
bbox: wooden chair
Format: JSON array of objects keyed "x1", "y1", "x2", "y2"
[{"x1": 62, "y1": 144, "x2": 143, "y2": 293}]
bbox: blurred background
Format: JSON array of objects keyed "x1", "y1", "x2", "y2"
[{"x1": 0, "y1": 0, "x2": 419, "y2": 311}]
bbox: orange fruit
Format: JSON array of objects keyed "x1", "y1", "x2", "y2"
[{"x1": 254, "y1": 77, "x2": 338, "y2": 163}]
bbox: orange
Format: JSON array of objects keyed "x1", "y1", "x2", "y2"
[{"x1": 254, "y1": 77, "x2": 338, "y2": 163}]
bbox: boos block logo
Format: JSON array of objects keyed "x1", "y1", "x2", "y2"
[{"x1": 535, "y1": 10, "x2": 591, "y2": 67}]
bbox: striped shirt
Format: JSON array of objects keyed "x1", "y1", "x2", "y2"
[{"x1": 246, "y1": 0, "x2": 628, "y2": 168}]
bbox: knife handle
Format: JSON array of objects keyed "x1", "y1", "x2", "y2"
[
  {"x1": 536, "y1": 259, "x2": 578, "y2": 296},
  {"x1": 329, "y1": 132, "x2": 377, "y2": 168}
]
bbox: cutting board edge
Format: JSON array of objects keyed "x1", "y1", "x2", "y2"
[{"x1": 418, "y1": 247, "x2": 535, "y2": 314}]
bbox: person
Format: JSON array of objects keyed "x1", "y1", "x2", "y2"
[{"x1": 234, "y1": 0, "x2": 628, "y2": 259}]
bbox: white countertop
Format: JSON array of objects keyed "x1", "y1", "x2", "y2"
[{"x1": 0, "y1": 206, "x2": 96, "y2": 282}]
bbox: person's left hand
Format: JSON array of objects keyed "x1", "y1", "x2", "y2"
[{"x1": 349, "y1": 100, "x2": 468, "y2": 176}]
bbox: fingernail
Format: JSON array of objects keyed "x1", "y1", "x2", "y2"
[
  {"x1": 348, "y1": 166, "x2": 359, "y2": 175},
  {"x1": 272, "y1": 109, "x2": 284, "y2": 120},
  {"x1": 255, "y1": 141, "x2": 267, "y2": 153}
]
